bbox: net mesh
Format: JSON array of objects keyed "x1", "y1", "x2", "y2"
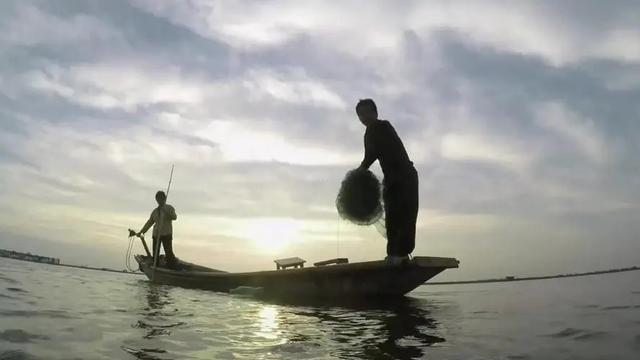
[{"x1": 336, "y1": 168, "x2": 384, "y2": 225}]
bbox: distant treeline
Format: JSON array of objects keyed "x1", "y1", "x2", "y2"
[{"x1": 0, "y1": 249, "x2": 60, "y2": 265}]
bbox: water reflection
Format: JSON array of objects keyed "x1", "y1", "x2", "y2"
[
  {"x1": 122, "y1": 282, "x2": 180, "y2": 359},
  {"x1": 370, "y1": 298, "x2": 445, "y2": 359},
  {"x1": 269, "y1": 296, "x2": 446, "y2": 359},
  {"x1": 256, "y1": 305, "x2": 281, "y2": 340},
  {"x1": 120, "y1": 282, "x2": 446, "y2": 359},
  {"x1": 135, "y1": 283, "x2": 184, "y2": 339}
]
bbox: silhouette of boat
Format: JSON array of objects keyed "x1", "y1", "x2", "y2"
[{"x1": 134, "y1": 255, "x2": 459, "y2": 298}]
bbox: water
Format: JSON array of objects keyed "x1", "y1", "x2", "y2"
[{"x1": 1, "y1": 258, "x2": 639, "y2": 359}]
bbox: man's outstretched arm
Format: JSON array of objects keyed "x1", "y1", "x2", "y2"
[{"x1": 138, "y1": 215, "x2": 155, "y2": 236}]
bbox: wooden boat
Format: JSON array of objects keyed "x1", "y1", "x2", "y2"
[{"x1": 135, "y1": 254, "x2": 459, "y2": 298}]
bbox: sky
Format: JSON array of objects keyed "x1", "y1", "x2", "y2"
[{"x1": 1, "y1": 0, "x2": 639, "y2": 281}]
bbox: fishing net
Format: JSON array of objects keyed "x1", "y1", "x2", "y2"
[{"x1": 336, "y1": 168, "x2": 384, "y2": 225}]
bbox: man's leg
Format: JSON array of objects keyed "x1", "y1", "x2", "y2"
[
  {"x1": 385, "y1": 212, "x2": 398, "y2": 256},
  {"x1": 385, "y1": 168, "x2": 419, "y2": 257},
  {"x1": 384, "y1": 182, "x2": 402, "y2": 257},
  {"x1": 161, "y1": 235, "x2": 177, "y2": 269},
  {"x1": 398, "y1": 167, "x2": 419, "y2": 256},
  {"x1": 152, "y1": 236, "x2": 159, "y2": 260}
]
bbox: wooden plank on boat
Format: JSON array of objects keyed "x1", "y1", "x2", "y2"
[
  {"x1": 314, "y1": 258, "x2": 349, "y2": 267},
  {"x1": 274, "y1": 257, "x2": 306, "y2": 270}
]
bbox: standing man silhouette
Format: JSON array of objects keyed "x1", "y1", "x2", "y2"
[
  {"x1": 137, "y1": 191, "x2": 178, "y2": 269},
  {"x1": 356, "y1": 99, "x2": 419, "y2": 264}
]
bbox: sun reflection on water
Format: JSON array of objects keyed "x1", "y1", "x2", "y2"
[{"x1": 256, "y1": 305, "x2": 281, "y2": 341}]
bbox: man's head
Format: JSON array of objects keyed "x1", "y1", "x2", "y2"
[
  {"x1": 356, "y1": 98, "x2": 378, "y2": 126},
  {"x1": 155, "y1": 191, "x2": 167, "y2": 206}
]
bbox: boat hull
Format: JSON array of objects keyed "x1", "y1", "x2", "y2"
[{"x1": 135, "y1": 255, "x2": 459, "y2": 298}]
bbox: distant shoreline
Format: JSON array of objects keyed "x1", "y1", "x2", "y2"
[
  {"x1": 3, "y1": 253, "x2": 638, "y2": 284},
  {"x1": 1, "y1": 255, "x2": 142, "y2": 275},
  {"x1": 426, "y1": 266, "x2": 640, "y2": 285}
]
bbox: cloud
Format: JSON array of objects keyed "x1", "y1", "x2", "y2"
[
  {"x1": 441, "y1": 133, "x2": 530, "y2": 169},
  {"x1": 23, "y1": 63, "x2": 211, "y2": 110},
  {"x1": 243, "y1": 69, "x2": 347, "y2": 109},
  {"x1": 536, "y1": 102, "x2": 607, "y2": 163},
  {"x1": 0, "y1": 3, "x2": 121, "y2": 47},
  {"x1": 131, "y1": 0, "x2": 640, "y2": 65},
  {"x1": 1, "y1": 0, "x2": 640, "y2": 279}
]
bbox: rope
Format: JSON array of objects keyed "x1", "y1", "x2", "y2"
[
  {"x1": 125, "y1": 235, "x2": 133, "y2": 271},
  {"x1": 374, "y1": 215, "x2": 387, "y2": 239},
  {"x1": 125, "y1": 234, "x2": 138, "y2": 272},
  {"x1": 336, "y1": 214, "x2": 340, "y2": 258}
]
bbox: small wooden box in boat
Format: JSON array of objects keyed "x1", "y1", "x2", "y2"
[
  {"x1": 135, "y1": 255, "x2": 459, "y2": 298},
  {"x1": 274, "y1": 257, "x2": 306, "y2": 270}
]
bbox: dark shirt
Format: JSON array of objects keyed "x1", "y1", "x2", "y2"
[{"x1": 360, "y1": 120, "x2": 413, "y2": 180}]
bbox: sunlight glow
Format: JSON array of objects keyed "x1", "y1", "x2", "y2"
[
  {"x1": 242, "y1": 218, "x2": 303, "y2": 253},
  {"x1": 202, "y1": 120, "x2": 359, "y2": 165}
]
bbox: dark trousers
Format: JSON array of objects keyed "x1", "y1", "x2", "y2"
[
  {"x1": 383, "y1": 166, "x2": 419, "y2": 256},
  {"x1": 152, "y1": 234, "x2": 177, "y2": 269}
]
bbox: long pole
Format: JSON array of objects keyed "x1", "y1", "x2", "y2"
[{"x1": 152, "y1": 164, "x2": 174, "y2": 281}]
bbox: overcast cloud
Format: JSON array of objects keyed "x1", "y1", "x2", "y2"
[{"x1": 1, "y1": 0, "x2": 639, "y2": 280}]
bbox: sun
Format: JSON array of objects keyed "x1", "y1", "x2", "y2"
[{"x1": 243, "y1": 218, "x2": 302, "y2": 253}]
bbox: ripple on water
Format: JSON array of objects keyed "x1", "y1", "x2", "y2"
[
  {"x1": 0, "y1": 274, "x2": 19, "y2": 285},
  {"x1": 132, "y1": 320, "x2": 186, "y2": 329},
  {"x1": 268, "y1": 340, "x2": 323, "y2": 358},
  {"x1": 5, "y1": 288, "x2": 27, "y2": 294},
  {"x1": 546, "y1": 328, "x2": 608, "y2": 341},
  {"x1": 0, "y1": 329, "x2": 50, "y2": 343},
  {"x1": 0, "y1": 309, "x2": 74, "y2": 319},
  {"x1": 132, "y1": 320, "x2": 187, "y2": 339},
  {"x1": 120, "y1": 346, "x2": 167, "y2": 360},
  {"x1": 576, "y1": 304, "x2": 599, "y2": 309},
  {"x1": 0, "y1": 350, "x2": 41, "y2": 360},
  {"x1": 601, "y1": 305, "x2": 640, "y2": 310}
]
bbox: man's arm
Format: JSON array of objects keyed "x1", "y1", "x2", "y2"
[
  {"x1": 359, "y1": 128, "x2": 377, "y2": 170},
  {"x1": 163, "y1": 205, "x2": 177, "y2": 221},
  {"x1": 138, "y1": 212, "x2": 155, "y2": 235}
]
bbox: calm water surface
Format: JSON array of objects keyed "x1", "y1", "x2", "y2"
[{"x1": 1, "y1": 257, "x2": 639, "y2": 359}]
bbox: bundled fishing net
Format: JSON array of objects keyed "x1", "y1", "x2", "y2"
[{"x1": 336, "y1": 168, "x2": 384, "y2": 225}]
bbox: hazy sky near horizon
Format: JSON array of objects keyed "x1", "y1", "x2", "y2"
[{"x1": 1, "y1": 0, "x2": 639, "y2": 280}]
